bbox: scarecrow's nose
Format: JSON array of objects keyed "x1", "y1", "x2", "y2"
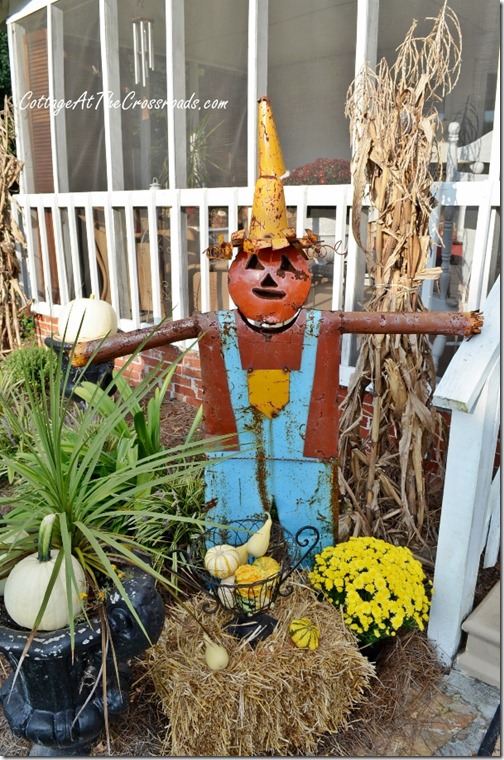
[{"x1": 260, "y1": 273, "x2": 277, "y2": 288}]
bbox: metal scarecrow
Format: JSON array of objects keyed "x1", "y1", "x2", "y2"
[{"x1": 73, "y1": 97, "x2": 482, "y2": 547}]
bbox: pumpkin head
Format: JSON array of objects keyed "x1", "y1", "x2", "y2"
[
  {"x1": 228, "y1": 246, "x2": 311, "y2": 326},
  {"x1": 4, "y1": 549, "x2": 86, "y2": 631}
]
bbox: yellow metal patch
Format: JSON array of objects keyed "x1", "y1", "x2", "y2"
[{"x1": 247, "y1": 369, "x2": 290, "y2": 418}]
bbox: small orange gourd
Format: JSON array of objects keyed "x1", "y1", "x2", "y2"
[{"x1": 234, "y1": 563, "x2": 265, "y2": 595}]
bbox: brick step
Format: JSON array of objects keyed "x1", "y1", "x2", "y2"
[{"x1": 456, "y1": 581, "x2": 500, "y2": 688}]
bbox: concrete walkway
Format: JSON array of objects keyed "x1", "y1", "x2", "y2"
[
  {"x1": 370, "y1": 664, "x2": 501, "y2": 757},
  {"x1": 432, "y1": 668, "x2": 500, "y2": 757}
]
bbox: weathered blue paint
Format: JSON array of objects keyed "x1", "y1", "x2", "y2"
[{"x1": 205, "y1": 310, "x2": 336, "y2": 550}]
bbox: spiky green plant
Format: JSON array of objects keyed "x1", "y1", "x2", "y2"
[{"x1": 0, "y1": 337, "x2": 231, "y2": 644}]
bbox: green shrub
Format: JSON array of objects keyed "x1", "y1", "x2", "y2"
[
  {"x1": 18, "y1": 314, "x2": 36, "y2": 342},
  {"x1": 1, "y1": 345, "x2": 53, "y2": 389},
  {"x1": 0, "y1": 347, "x2": 54, "y2": 461}
]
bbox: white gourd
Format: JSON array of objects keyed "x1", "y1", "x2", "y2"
[
  {"x1": 57, "y1": 295, "x2": 118, "y2": 343},
  {"x1": 234, "y1": 542, "x2": 249, "y2": 565},
  {"x1": 203, "y1": 633, "x2": 229, "y2": 671},
  {"x1": 217, "y1": 574, "x2": 236, "y2": 609},
  {"x1": 246, "y1": 512, "x2": 273, "y2": 558},
  {"x1": 4, "y1": 515, "x2": 87, "y2": 631},
  {"x1": 204, "y1": 544, "x2": 241, "y2": 579}
]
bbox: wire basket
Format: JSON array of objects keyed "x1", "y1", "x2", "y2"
[{"x1": 180, "y1": 517, "x2": 320, "y2": 619}]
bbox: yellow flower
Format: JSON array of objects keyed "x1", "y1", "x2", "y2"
[{"x1": 308, "y1": 537, "x2": 432, "y2": 647}]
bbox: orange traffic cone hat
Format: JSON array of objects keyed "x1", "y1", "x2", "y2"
[
  {"x1": 211, "y1": 97, "x2": 320, "y2": 258},
  {"x1": 257, "y1": 96, "x2": 286, "y2": 179}
]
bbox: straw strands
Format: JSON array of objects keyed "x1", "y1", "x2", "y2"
[
  {"x1": 146, "y1": 580, "x2": 375, "y2": 756},
  {"x1": 0, "y1": 98, "x2": 28, "y2": 354},
  {"x1": 340, "y1": 3, "x2": 462, "y2": 548}
]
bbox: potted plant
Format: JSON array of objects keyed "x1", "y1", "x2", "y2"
[
  {"x1": 283, "y1": 157, "x2": 351, "y2": 185},
  {"x1": 0, "y1": 337, "x2": 229, "y2": 754},
  {"x1": 308, "y1": 536, "x2": 433, "y2": 659}
]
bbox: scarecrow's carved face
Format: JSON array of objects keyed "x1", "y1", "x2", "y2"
[{"x1": 228, "y1": 246, "x2": 311, "y2": 325}]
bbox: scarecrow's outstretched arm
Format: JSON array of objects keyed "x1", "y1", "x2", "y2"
[
  {"x1": 337, "y1": 310, "x2": 483, "y2": 336},
  {"x1": 72, "y1": 316, "x2": 201, "y2": 367},
  {"x1": 72, "y1": 309, "x2": 483, "y2": 368}
]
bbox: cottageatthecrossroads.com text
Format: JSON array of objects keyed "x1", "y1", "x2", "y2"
[{"x1": 18, "y1": 91, "x2": 229, "y2": 116}]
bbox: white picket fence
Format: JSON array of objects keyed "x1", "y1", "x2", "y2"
[{"x1": 428, "y1": 276, "x2": 501, "y2": 665}]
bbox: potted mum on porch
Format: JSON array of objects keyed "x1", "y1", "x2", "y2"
[
  {"x1": 308, "y1": 536, "x2": 433, "y2": 658},
  {"x1": 0, "y1": 337, "x2": 229, "y2": 754}
]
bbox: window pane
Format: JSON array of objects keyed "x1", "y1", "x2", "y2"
[
  {"x1": 378, "y1": 0, "x2": 500, "y2": 144},
  {"x1": 185, "y1": 206, "x2": 201, "y2": 312},
  {"x1": 15, "y1": 8, "x2": 53, "y2": 193},
  {"x1": 268, "y1": 0, "x2": 356, "y2": 181},
  {"x1": 184, "y1": 0, "x2": 248, "y2": 187},
  {"x1": 118, "y1": 1, "x2": 168, "y2": 190},
  {"x1": 55, "y1": 0, "x2": 107, "y2": 191}
]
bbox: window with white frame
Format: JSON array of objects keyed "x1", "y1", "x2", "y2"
[{"x1": 268, "y1": 0, "x2": 356, "y2": 183}]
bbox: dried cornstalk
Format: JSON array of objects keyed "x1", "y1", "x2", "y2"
[
  {"x1": 340, "y1": 3, "x2": 462, "y2": 549},
  {"x1": 0, "y1": 97, "x2": 29, "y2": 353}
]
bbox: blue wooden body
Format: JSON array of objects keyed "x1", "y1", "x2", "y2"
[{"x1": 205, "y1": 310, "x2": 337, "y2": 550}]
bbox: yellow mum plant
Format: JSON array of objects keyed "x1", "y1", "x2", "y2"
[{"x1": 308, "y1": 537, "x2": 432, "y2": 646}]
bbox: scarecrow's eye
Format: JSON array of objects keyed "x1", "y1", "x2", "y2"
[
  {"x1": 246, "y1": 254, "x2": 265, "y2": 271},
  {"x1": 279, "y1": 255, "x2": 296, "y2": 273}
]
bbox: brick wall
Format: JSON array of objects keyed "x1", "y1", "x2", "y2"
[{"x1": 35, "y1": 314, "x2": 202, "y2": 407}]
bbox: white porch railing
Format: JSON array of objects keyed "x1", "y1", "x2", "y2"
[
  {"x1": 428, "y1": 276, "x2": 501, "y2": 666},
  {"x1": 12, "y1": 183, "x2": 365, "y2": 375},
  {"x1": 12, "y1": 177, "x2": 500, "y2": 377}
]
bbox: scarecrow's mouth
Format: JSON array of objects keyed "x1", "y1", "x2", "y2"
[{"x1": 252, "y1": 288, "x2": 286, "y2": 300}]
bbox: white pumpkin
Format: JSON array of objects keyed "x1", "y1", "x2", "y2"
[
  {"x1": 0, "y1": 529, "x2": 29, "y2": 596},
  {"x1": 4, "y1": 549, "x2": 87, "y2": 631},
  {"x1": 204, "y1": 544, "x2": 241, "y2": 579},
  {"x1": 57, "y1": 295, "x2": 118, "y2": 343}
]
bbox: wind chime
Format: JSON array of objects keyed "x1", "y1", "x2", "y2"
[{"x1": 132, "y1": 11, "x2": 154, "y2": 87}]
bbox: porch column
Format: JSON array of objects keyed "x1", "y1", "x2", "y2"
[
  {"x1": 247, "y1": 0, "x2": 268, "y2": 187},
  {"x1": 166, "y1": 0, "x2": 187, "y2": 188},
  {"x1": 100, "y1": 0, "x2": 124, "y2": 190}
]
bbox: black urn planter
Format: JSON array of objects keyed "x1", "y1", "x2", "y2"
[
  {"x1": 44, "y1": 336, "x2": 115, "y2": 400},
  {"x1": 0, "y1": 567, "x2": 165, "y2": 756}
]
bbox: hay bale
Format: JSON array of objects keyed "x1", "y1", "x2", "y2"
[{"x1": 147, "y1": 578, "x2": 375, "y2": 756}]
